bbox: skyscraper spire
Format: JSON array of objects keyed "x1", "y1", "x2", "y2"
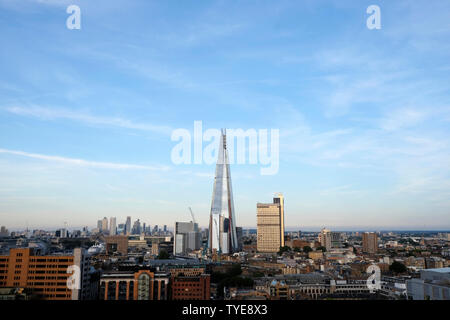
[{"x1": 208, "y1": 129, "x2": 238, "y2": 254}]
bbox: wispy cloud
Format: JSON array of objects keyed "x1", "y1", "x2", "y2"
[
  {"x1": 0, "y1": 148, "x2": 169, "y2": 171},
  {"x1": 4, "y1": 105, "x2": 173, "y2": 135}
]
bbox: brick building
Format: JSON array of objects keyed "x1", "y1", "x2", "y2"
[
  {"x1": 170, "y1": 274, "x2": 210, "y2": 300},
  {"x1": 100, "y1": 269, "x2": 170, "y2": 300}
]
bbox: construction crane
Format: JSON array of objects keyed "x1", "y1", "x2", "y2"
[{"x1": 188, "y1": 207, "x2": 196, "y2": 224}]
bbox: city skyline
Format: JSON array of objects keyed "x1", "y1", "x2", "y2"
[{"x1": 1, "y1": 0, "x2": 450, "y2": 230}]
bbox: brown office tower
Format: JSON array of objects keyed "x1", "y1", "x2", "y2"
[
  {"x1": 257, "y1": 193, "x2": 285, "y2": 253},
  {"x1": 0, "y1": 248, "x2": 91, "y2": 300},
  {"x1": 170, "y1": 274, "x2": 210, "y2": 300},
  {"x1": 362, "y1": 232, "x2": 378, "y2": 254}
]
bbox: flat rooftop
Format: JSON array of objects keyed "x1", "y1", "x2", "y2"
[{"x1": 424, "y1": 267, "x2": 450, "y2": 273}]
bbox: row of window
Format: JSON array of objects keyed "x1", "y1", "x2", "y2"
[
  {"x1": 29, "y1": 270, "x2": 68, "y2": 274},
  {"x1": 28, "y1": 276, "x2": 67, "y2": 280},
  {"x1": 27, "y1": 282, "x2": 68, "y2": 286},
  {"x1": 29, "y1": 264, "x2": 70, "y2": 268},
  {"x1": 30, "y1": 258, "x2": 72, "y2": 263}
]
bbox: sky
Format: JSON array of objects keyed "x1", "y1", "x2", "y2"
[{"x1": 0, "y1": 0, "x2": 450, "y2": 231}]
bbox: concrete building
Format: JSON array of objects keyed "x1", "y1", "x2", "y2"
[
  {"x1": 318, "y1": 229, "x2": 344, "y2": 251},
  {"x1": 406, "y1": 268, "x2": 450, "y2": 300},
  {"x1": 257, "y1": 193, "x2": 285, "y2": 253},
  {"x1": 174, "y1": 222, "x2": 201, "y2": 256}
]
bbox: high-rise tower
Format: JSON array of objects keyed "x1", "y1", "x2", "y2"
[
  {"x1": 257, "y1": 193, "x2": 285, "y2": 253},
  {"x1": 208, "y1": 129, "x2": 238, "y2": 254}
]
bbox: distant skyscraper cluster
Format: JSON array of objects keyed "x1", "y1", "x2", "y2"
[{"x1": 94, "y1": 216, "x2": 168, "y2": 236}]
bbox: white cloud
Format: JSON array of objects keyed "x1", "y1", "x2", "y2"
[
  {"x1": 0, "y1": 148, "x2": 169, "y2": 171},
  {"x1": 4, "y1": 105, "x2": 173, "y2": 135}
]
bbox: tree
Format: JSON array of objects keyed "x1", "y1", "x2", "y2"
[
  {"x1": 316, "y1": 246, "x2": 327, "y2": 252},
  {"x1": 156, "y1": 250, "x2": 170, "y2": 260},
  {"x1": 303, "y1": 246, "x2": 312, "y2": 253},
  {"x1": 278, "y1": 246, "x2": 291, "y2": 255},
  {"x1": 389, "y1": 261, "x2": 407, "y2": 274}
]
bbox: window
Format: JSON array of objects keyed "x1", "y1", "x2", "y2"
[
  {"x1": 118, "y1": 281, "x2": 127, "y2": 300},
  {"x1": 107, "y1": 281, "x2": 117, "y2": 300},
  {"x1": 138, "y1": 274, "x2": 150, "y2": 300}
]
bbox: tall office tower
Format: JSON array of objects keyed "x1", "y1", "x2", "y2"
[
  {"x1": 208, "y1": 129, "x2": 238, "y2": 254},
  {"x1": 174, "y1": 221, "x2": 201, "y2": 256},
  {"x1": 101, "y1": 217, "x2": 108, "y2": 233},
  {"x1": 117, "y1": 223, "x2": 125, "y2": 235},
  {"x1": 362, "y1": 232, "x2": 378, "y2": 254},
  {"x1": 97, "y1": 220, "x2": 102, "y2": 230},
  {"x1": 109, "y1": 217, "x2": 117, "y2": 236},
  {"x1": 236, "y1": 227, "x2": 243, "y2": 252},
  {"x1": 132, "y1": 219, "x2": 141, "y2": 235},
  {"x1": 125, "y1": 216, "x2": 131, "y2": 235},
  {"x1": 256, "y1": 193, "x2": 285, "y2": 253}
]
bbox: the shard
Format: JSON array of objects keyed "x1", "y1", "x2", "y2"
[{"x1": 208, "y1": 129, "x2": 238, "y2": 254}]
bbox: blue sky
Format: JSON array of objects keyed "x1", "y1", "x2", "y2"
[{"x1": 0, "y1": 0, "x2": 450, "y2": 230}]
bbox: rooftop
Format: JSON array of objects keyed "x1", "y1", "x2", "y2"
[{"x1": 424, "y1": 267, "x2": 450, "y2": 273}]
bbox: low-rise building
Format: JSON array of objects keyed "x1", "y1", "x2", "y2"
[{"x1": 406, "y1": 268, "x2": 450, "y2": 300}]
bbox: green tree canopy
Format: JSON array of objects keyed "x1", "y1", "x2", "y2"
[
  {"x1": 389, "y1": 261, "x2": 407, "y2": 274},
  {"x1": 156, "y1": 250, "x2": 170, "y2": 260},
  {"x1": 303, "y1": 246, "x2": 313, "y2": 253},
  {"x1": 278, "y1": 246, "x2": 291, "y2": 255}
]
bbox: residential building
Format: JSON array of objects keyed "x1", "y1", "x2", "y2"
[{"x1": 362, "y1": 232, "x2": 378, "y2": 254}]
